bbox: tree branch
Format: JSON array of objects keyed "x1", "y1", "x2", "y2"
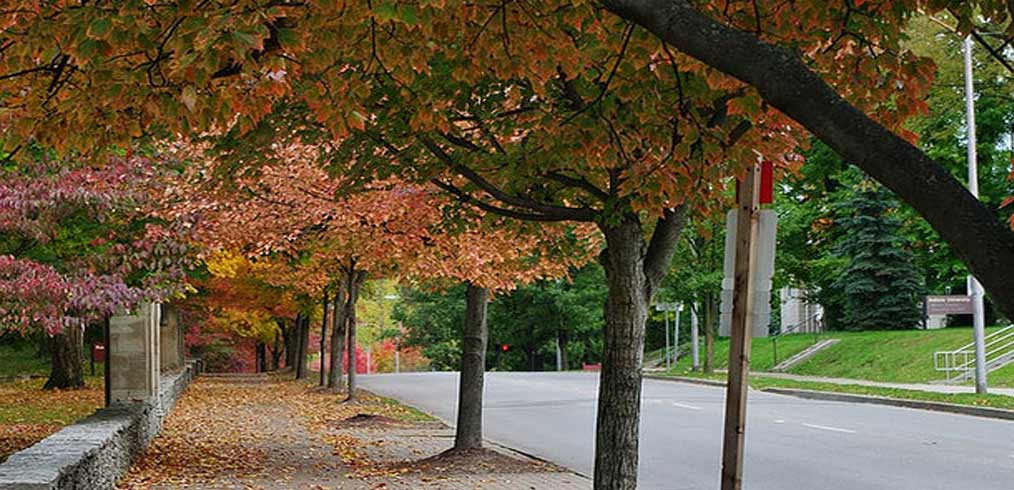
[
  {"x1": 430, "y1": 178, "x2": 579, "y2": 222},
  {"x1": 419, "y1": 136, "x2": 598, "y2": 221},
  {"x1": 643, "y1": 204, "x2": 688, "y2": 292},
  {"x1": 602, "y1": 0, "x2": 1014, "y2": 317},
  {"x1": 546, "y1": 171, "x2": 610, "y2": 201}
]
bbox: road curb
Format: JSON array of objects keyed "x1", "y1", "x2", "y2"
[
  {"x1": 643, "y1": 374, "x2": 727, "y2": 387},
  {"x1": 763, "y1": 387, "x2": 1014, "y2": 422},
  {"x1": 644, "y1": 375, "x2": 1014, "y2": 422},
  {"x1": 362, "y1": 388, "x2": 593, "y2": 481}
]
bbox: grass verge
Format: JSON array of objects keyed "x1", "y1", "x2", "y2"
[{"x1": 0, "y1": 376, "x2": 105, "y2": 463}]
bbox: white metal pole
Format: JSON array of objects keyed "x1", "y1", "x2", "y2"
[
  {"x1": 664, "y1": 308, "x2": 671, "y2": 370},
  {"x1": 395, "y1": 348, "x2": 400, "y2": 373},
  {"x1": 691, "y1": 303, "x2": 700, "y2": 371},
  {"x1": 963, "y1": 36, "x2": 988, "y2": 394},
  {"x1": 674, "y1": 304, "x2": 682, "y2": 364}
]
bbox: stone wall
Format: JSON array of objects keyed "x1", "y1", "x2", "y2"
[{"x1": 0, "y1": 360, "x2": 200, "y2": 490}]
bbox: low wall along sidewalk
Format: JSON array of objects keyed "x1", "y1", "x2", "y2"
[{"x1": 0, "y1": 360, "x2": 200, "y2": 490}]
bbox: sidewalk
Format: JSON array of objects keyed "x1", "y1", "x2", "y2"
[
  {"x1": 120, "y1": 374, "x2": 589, "y2": 489},
  {"x1": 750, "y1": 371, "x2": 1014, "y2": 396}
]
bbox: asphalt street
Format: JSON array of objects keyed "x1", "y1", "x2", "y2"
[{"x1": 360, "y1": 371, "x2": 1014, "y2": 490}]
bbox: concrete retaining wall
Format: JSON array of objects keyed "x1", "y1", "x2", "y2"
[{"x1": 0, "y1": 360, "x2": 200, "y2": 490}]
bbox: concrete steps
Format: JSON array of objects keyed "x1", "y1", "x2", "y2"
[{"x1": 771, "y1": 338, "x2": 840, "y2": 372}]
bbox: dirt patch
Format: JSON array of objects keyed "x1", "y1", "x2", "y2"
[
  {"x1": 382, "y1": 447, "x2": 561, "y2": 475},
  {"x1": 335, "y1": 413, "x2": 405, "y2": 428}
]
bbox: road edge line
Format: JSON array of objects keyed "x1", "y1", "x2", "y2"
[
  {"x1": 643, "y1": 374, "x2": 727, "y2": 388},
  {"x1": 763, "y1": 387, "x2": 1014, "y2": 422}
]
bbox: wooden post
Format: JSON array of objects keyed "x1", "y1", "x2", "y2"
[{"x1": 721, "y1": 162, "x2": 761, "y2": 490}]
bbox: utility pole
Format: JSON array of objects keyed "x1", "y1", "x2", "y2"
[
  {"x1": 963, "y1": 36, "x2": 988, "y2": 395},
  {"x1": 721, "y1": 161, "x2": 761, "y2": 490}
]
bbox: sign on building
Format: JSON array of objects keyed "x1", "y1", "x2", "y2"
[
  {"x1": 719, "y1": 209, "x2": 778, "y2": 338},
  {"x1": 924, "y1": 295, "x2": 974, "y2": 316}
]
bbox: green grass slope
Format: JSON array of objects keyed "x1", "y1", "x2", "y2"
[
  {"x1": 789, "y1": 326, "x2": 1014, "y2": 386},
  {"x1": 659, "y1": 326, "x2": 1014, "y2": 387}
]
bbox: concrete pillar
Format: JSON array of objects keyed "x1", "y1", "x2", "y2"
[
  {"x1": 109, "y1": 303, "x2": 161, "y2": 404},
  {"x1": 160, "y1": 305, "x2": 181, "y2": 372}
]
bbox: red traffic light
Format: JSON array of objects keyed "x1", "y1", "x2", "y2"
[{"x1": 501, "y1": 344, "x2": 509, "y2": 352}]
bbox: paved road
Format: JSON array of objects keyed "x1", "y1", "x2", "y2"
[{"x1": 360, "y1": 371, "x2": 1014, "y2": 490}]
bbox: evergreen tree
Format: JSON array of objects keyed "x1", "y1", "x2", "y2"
[{"x1": 831, "y1": 180, "x2": 924, "y2": 330}]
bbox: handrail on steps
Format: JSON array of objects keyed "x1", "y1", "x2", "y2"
[
  {"x1": 771, "y1": 313, "x2": 824, "y2": 368},
  {"x1": 933, "y1": 324, "x2": 1014, "y2": 382}
]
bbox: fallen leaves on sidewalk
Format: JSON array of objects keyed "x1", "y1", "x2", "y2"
[{"x1": 119, "y1": 378, "x2": 290, "y2": 488}]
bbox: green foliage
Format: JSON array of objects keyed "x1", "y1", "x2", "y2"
[
  {"x1": 831, "y1": 181, "x2": 924, "y2": 330},
  {"x1": 394, "y1": 265, "x2": 606, "y2": 371},
  {"x1": 393, "y1": 285, "x2": 466, "y2": 371},
  {"x1": 769, "y1": 17, "x2": 1014, "y2": 329}
]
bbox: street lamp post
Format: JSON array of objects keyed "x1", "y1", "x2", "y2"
[
  {"x1": 963, "y1": 36, "x2": 989, "y2": 395},
  {"x1": 673, "y1": 303, "x2": 682, "y2": 364},
  {"x1": 664, "y1": 307, "x2": 671, "y2": 370},
  {"x1": 691, "y1": 303, "x2": 700, "y2": 371}
]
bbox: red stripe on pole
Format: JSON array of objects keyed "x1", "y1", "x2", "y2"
[{"x1": 759, "y1": 161, "x2": 774, "y2": 204}]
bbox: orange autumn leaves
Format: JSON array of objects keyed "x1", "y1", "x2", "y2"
[
  {"x1": 0, "y1": 1, "x2": 945, "y2": 220},
  {"x1": 170, "y1": 141, "x2": 597, "y2": 294}
]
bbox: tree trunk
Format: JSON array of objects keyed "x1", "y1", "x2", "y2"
[
  {"x1": 704, "y1": 291, "x2": 716, "y2": 374},
  {"x1": 453, "y1": 283, "x2": 489, "y2": 451},
  {"x1": 282, "y1": 320, "x2": 296, "y2": 369},
  {"x1": 300, "y1": 315, "x2": 311, "y2": 378},
  {"x1": 256, "y1": 342, "x2": 267, "y2": 373},
  {"x1": 345, "y1": 270, "x2": 364, "y2": 402},
  {"x1": 329, "y1": 279, "x2": 348, "y2": 391},
  {"x1": 320, "y1": 288, "x2": 329, "y2": 387},
  {"x1": 44, "y1": 323, "x2": 85, "y2": 390},
  {"x1": 295, "y1": 314, "x2": 309, "y2": 380},
  {"x1": 604, "y1": 0, "x2": 1014, "y2": 320},
  {"x1": 271, "y1": 330, "x2": 282, "y2": 371},
  {"x1": 559, "y1": 331, "x2": 570, "y2": 371},
  {"x1": 594, "y1": 218, "x2": 651, "y2": 490}
]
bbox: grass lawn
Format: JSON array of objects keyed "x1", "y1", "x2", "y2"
[
  {"x1": 786, "y1": 326, "x2": 1014, "y2": 386},
  {"x1": 658, "y1": 330, "x2": 828, "y2": 373},
  {"x1": 660, "y1": 326, "x2": 1014, "y2": 387},
  {"x1": 0, "y1": 341, "x2": 106, "y2": 463},
  {"x1": 0, "y1": 342, "x2": 51, "y2": 378},
  {"x1": 0, "y1": 376, "x2": 105, "y2": 463}
]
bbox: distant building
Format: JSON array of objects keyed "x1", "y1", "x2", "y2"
[{"x1": 779, "y1": 287, "x2": 824, "y2": 334}]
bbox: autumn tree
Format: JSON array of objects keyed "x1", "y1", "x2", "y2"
[
  {"x1": 401, "y1": 218, "x2": 596, "y2": 451},
  {"x1": 0, "y1": 156, "x2": 196, "y2": 388},
  {"x1": 0, "y1": 4, "x2": 802, "y2": 487},
  {"x1": 3, "y1": 3, "x2": 1008, "y2": 488},
  {"x1": 595, "y1": 1, "x2": 1014, "y2": 323}
]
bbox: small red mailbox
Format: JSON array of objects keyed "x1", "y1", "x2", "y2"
[
  {"x1": 759, "y1": 161, "x2": 774, "y2": 204},
  {"x1": 92, "y1": 343, "x2": 106, "y2": 363}
]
